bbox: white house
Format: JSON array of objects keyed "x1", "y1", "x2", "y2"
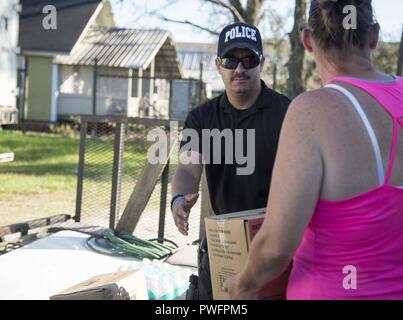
[
  {"x1": 0, "y1": 0, "x2": 21, "y2": 124},
  {"x1": 176, "y1": 42, "x2": 224, "y2": 98},
  {"x1": 55, "y1": 26, "x2": 182, "y2": 119},
  {"x1": 18, "y1": 0, "x2": 182, "y2": 122}
]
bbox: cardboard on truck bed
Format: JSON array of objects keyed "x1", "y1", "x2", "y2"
[{"x1": 50, "y1": 269, "x2": 148, "y2": 300}]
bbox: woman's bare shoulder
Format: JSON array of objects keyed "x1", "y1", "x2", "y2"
[
  {"x1": 285, "y1": 87, "x2": 350, "y2": 125},
  {"x1": 289, "y1": 88, "x2": 345, "y2": 112}
]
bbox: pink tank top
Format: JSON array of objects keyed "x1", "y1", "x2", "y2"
[{"x1": 287, "y1": 76, "x2": 403, "y2": 300}]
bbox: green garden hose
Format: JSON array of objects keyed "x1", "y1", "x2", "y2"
[{"x1": 48, "y1": 227, "x2": 178, "y2": 260}]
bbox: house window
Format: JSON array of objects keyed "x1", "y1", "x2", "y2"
[
  {"x1": 1, "y1": 16, "x2": 8, "y2": 31},
  {"x1": 129, "y1": 69, "x2": 142, "y2": 98},
  {"x1": 59, "y1": 65, "x2": 92, "y2": 96},
  {"x1": 131, "y1": 77, "x2": 139, "y2": 97},
  {"x1": 154, "y1": 78, "x2": 169, "y2": 100},
  {"x1": 142, "y1": 78, "x2": 150, "y2": 98}
]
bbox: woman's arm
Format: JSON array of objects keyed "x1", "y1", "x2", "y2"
[{"x1": 228, "y1": 92, "x2": 324, "y2": 299}]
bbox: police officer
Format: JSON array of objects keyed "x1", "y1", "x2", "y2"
[{"x1": 171, "y1": 22, "x2": 290, "y2": 300}]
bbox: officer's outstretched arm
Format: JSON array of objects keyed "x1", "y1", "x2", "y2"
[{"x1": 171, "y1": 151, "x2": 203, "y2": 235}]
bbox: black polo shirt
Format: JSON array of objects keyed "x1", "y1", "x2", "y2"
[{"x1": 180, "y1": 80, "x2": 290, "y2": 215}]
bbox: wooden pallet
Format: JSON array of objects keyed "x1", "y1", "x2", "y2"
[{"x1": 0, "y1": 214, "x2": 72, "y2": 255}]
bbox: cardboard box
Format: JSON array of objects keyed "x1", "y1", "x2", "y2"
[
  {"x1": 205, "y1": 208, "x2": 292, "y2": 300},
  {"x1": 50, "y1": 269, "x2": 148, "y2": 300}
]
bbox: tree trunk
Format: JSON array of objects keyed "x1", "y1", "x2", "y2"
[
  {"x1": 273, "y1": 61, "x2": 277, "y2": 91},
  {"x1": 245, "y1": 0, "x2": 264, "y2": 25},
  {"x1": 397, "y1": 26, "x2": 403, "y2": 76},
  {"x1": 287, "y1": 0, "x2": 307, "y2": 98}
]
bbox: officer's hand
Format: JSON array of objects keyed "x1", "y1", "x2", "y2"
[{"x1": 172, "y1": 193, "x2": 199, "y2": 236}]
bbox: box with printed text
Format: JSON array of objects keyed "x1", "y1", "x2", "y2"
[{"x1": 205, "y1": 208, "x2": 292, "y2": 300}]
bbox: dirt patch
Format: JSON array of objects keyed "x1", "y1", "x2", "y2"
[{"x1": 0, "y1": 189, "x2": 76, "y2": 226}]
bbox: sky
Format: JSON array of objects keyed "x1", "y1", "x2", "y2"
[{"x1": 110, "y1": 0, "x2": 403, "y2": 43}]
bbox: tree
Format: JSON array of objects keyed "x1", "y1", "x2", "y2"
[
  {"x1": 260, "y1": 7, "x2": 290, "y2": 93},
  {"x1": 373, "y1": 41, "x2": 399, "y2": 76},
  {"x1": 397, "y1": 26, "x2": 403, "y2": 76},
  {"x1": 286, "y1": 0, "x2": 307, "y2": 98},
  {"x1": 126, "y1": 0, "x2": 307, "y2": 96},
  {"x1": 153, "y1": 0, "x2": 269, "y2": 36},
  {"x1": 151, "y1": 1, "x2": 306, "y2": 92}
]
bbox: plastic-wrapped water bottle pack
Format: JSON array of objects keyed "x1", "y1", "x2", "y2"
[{"x1": 117, "y1": 259, "x2": 196, "y2": 300}]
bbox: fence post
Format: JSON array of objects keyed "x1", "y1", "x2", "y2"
[
  {"x1": 109, "y1": 119, "x2": 126, "y2": 229},
  {"x1": 20, "y1": 56, "x2": 28, "y2": 133},
  {"x1": 75, "y1": 117, "x2": 88, "y2": 222},
  {"x1": 158, "y1": 159, "x2": 169, "y2": 243},
  {"x1": 92, "y1": 58, "x2": 98, "y2": 116},
  {"x1": 91, "y1": 58, "x2": 98, "y2": 137},
  {"x1": 168, "y1": 65, "x2": 174, "y2": 118}
]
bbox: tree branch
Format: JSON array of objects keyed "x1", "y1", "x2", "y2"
[
  {"x1": 154, "y1": 13, "x2": 220, "y2": 35},
  {"x1": 146, "y1": 0, "x2": 180, "y2": 15},
  {"x1": 229, "y1": 0, "x2": 246, "y2": 18},
  {"x1": 246, "y1": 0, "x2": 265, "y2": 25},
  {"x1": 256, "y1": 7, "x2": 267, "y2": 26},
  {"x1": 150, "y1": 0, "x2": 269, "y2": 37},
  {"x1": 205, "y1": 0, "x2": 246, "y2": 23}
]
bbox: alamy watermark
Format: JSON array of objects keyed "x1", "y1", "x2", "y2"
[
  {"x1": 146, "y1": 121, "x2": 256, "y2": 176},
  {"x1": 326, "y1": 0, "x2": 358, "y2": 30},
  {"x1": 38, "y1": 3, "x2": 358, "y2": 33},
  {"x1": 343, "y1": 265, "x2": 357, "y2": 290},
  {"x1": 42, "y1": 5, "x2": 57, "y2": 30},
  {"x1": 342, "y1": 5, "x2": 357, "y2": 30}
]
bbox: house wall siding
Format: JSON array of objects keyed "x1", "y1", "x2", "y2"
[
  {"x1": 58, "y1": 65, "x2": 128, "y2": 116},
  {"x1": 94, "y1": 0, "x2": 115, "y2": 27},
  {"x1": 26, "y1": 56, "x2": 52, "y2": 121},
  {"x1": 0, "y1": 0, "x2": 19, "y2": 109}
]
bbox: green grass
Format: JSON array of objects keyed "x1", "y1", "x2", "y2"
[
  {"x1": 0, "y1": 130, "x2": 150, "y2": 225},
  {"x1": 0, "y1": 130, "x2": 149, "y2": 195},
  {"x1": 0, "y1": 131, "x2": 80, "y2": 195}
]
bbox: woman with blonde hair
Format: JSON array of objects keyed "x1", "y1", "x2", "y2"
[{"x1": 227, "y1": 0, "x2": 403, "y2": 299}]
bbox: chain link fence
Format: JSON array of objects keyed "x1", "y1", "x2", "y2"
[
  {"x1": 1, "y1": 69, "x2": 210, "y2": 249},
  {"x1": 69, "y1": 69, "x2": 209, "y2": 247},
  {"x1": 75, "y1": 116, "x2": 204, "y2": 248}
]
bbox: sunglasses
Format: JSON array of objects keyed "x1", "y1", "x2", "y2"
[{"x1": 219, "y1": 55, "x2": 261, "y2": 70}]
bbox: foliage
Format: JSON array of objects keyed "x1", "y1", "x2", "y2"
[
  {"x1": 373, "y1": 41, "x2": 399, "y2": 75},
  {"x1": 49, "y1": 116, "x2": 81, "y2": 138}
]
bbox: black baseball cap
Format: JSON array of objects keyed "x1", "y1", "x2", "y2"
[{"x1": 217, "y1": 22, "x2": 263, "y2": 58}]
